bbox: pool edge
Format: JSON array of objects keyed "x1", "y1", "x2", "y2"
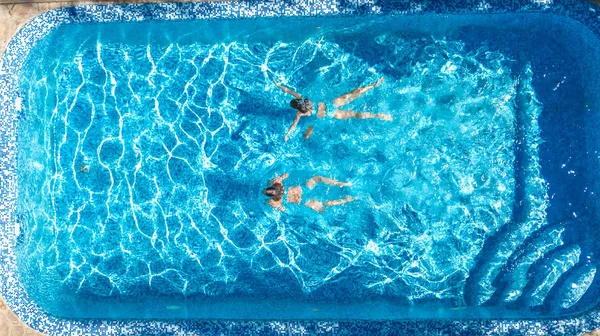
[{"x1": 2, "y1": 0, "x2": 600, "y2": 334}]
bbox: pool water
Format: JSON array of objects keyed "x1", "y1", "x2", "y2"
[{"x1": 16, "y1": 14, "x2": 599, "y2": 319}]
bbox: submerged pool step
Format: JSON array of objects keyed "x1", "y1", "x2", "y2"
[
  {"x1": 464, "y1": 62, "x2": 548, "y2": 307},
  {"x1": 519, "y1": 244, "x2": 581, "y2": 308},
  {"x1": 466, "y1": 217, "x2": 599, "y2": 315},
  {"x1": 489, "y1": 224, "x2": 566, "y2": 304},
  {"x1": 544, "y1": 260, "x2": 597, "y2": 312},
  {"x1": 464, "y1": 220, "x2": 546, "y2": 306}
]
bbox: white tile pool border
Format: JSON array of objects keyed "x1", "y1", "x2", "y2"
[{"x1": 2, "y1": 0, "x2": 600, "y2": 334}]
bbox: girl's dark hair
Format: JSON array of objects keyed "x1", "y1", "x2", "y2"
[
  {"x1": 263, "y1": 183, "x2": 284, "y2": 201},
  {"x1": 290, "y1": 98, "x2": 310, "y2": 113}
]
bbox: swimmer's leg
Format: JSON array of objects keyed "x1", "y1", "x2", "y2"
[
  {"x1": 333, "y1": 77, "x2": 384, "y2": 107},
  {"x1": 305, "y1": 196, "x2": 355, "y2": 212},
  {"x1": 305, "y1": 199, "x2": 325, "y2": 213},
  {"x1": 306, "y1": 176, "x2": 352, "y2": 190},
  {"x1": 332, "y1": 109, "x2": 392, "y2": 121},
  {"x1": 324, "y1": 196, "x2": 355, "y2": 207}
]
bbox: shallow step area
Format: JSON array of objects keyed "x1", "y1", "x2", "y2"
[
  {"x1": 468, "y1": 220, "x2": 599, "y2": 317},
  {"x1": 464, "y1": 61, "x2": 600, "y2": 317},
  {"x1": 464, "y1": 62, "x2": 548, "y2": 308}
]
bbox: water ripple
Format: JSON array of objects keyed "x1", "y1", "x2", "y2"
[{"x1": 17, "y1": 32, "x2": 545, "y2": 306}]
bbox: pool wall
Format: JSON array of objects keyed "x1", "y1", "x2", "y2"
[{"x1": 1, "y1": 0, "x2": 600, "y2": 334}]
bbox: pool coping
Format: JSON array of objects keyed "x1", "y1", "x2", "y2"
[{"x1": 2, "y1": 0, "x2": 600, "y2": 334}]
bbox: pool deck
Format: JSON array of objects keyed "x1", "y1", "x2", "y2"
[
  {"x1": 1, "y1": 0, "x2": 600, "y2": 335},
  {"x1": 0, "y1": 0, "x2": 224, "y2": 59},
  {"x1": 0, "y1": 296, "x2": 41, "y2": 335}
]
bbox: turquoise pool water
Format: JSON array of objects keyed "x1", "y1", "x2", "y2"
[{"x1": 15, "y1": 15, "x2": 598, "y2": 319}]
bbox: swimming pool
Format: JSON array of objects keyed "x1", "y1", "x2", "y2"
[{"x1": 2, "y1": 0, "x2": 600, "y2": 334}]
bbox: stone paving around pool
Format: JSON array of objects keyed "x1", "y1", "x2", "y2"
[
  {"x1": 1, "y1": 0, "x2": 600, "y2": 335},
  {"x1": 1, "y1": 297, "x2": 42, "y2": 336},
  {"x1": 0, "y1": 0, "x2": 225, "y2": 59}
]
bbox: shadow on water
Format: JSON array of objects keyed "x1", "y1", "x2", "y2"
[
  {"x1": 235, "y1": 89, "x2": 289, "y2": 119},
  {"x1": 231, "y1": 89, "x2": 297, "y2": 148}
]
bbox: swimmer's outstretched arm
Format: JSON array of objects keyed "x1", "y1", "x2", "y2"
[
  {"x1": 269, "y1": 199, "x2": 286, "y2": 211},
  {"x1": 284, "y1": 112, "x2": 306, "y2": 142},
  {"x1": 306, "y1": 176, "x2": 352, "y2": 190},
  {"x1": 333, "y1": 109, "x2": 392, "y2": 121},
  {"x1": 272, "y1": 78, "x2": 303, "y2": 99},
  {"x1": 333, "y1": 77, "x2": 384, "y2": 107},
  {"x1": 271, "y1": 173, "x2": 289, "y2": 184}
]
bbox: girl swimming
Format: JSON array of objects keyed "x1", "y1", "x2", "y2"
[
  {"x1": 271, "y1": 77, "x2": 391, "y2": 142},
  {"x1": 263, "y1": 173, "x2": 354, "y2": 213}
]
